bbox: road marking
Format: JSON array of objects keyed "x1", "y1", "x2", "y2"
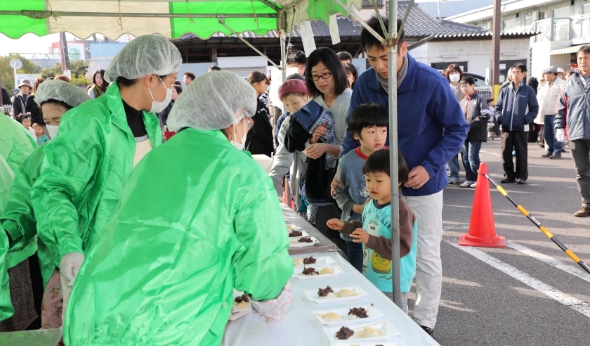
[
  {"x1": 480, "y1": 150, "x2": 500, "y2": 157},
  {"x1": 446, "y1": 240, "x2": 590, "y2": 319},
  {"x1": 507, "y1": 241, "x2": 590, "y2": 284}
]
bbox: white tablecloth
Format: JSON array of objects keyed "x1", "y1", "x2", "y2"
[{"x1": 222, "y1": 252, "x2": 439, "y2": 346}]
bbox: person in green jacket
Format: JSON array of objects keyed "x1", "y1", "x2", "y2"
[
  {"x1": 0, "y1": 154, "x2": 15, "y2": 324},
  {"x1": 31, "y1": 35, "x2": 181, "y2": 293},
  {"x1": 64, "y1": 71, "x2": 294, "y2": 346},
  {"x1": 0, "y1": 114, "x2": 37, "y2": 174},
  {"x1": 1, "y1": 80, "x2": 91, "y2": 329},
  {"x1": 0, "y1": 116, "x2": 37, "y2": 330}
]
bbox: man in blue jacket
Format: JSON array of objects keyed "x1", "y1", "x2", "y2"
[
  {"x1": 339, "y1": 17, "x2": 469, "y2": 336},
  {"x1": 556, "y1": 45, "x2": 590, "y2": 217},
  {"x1": 495, "y1": 63, "x2": 539, "y2": 184}
]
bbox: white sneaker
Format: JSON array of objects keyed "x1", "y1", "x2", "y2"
[
  {"x1": 449, "y1": 178, "x2": 459, "y2": 184},
  {"x1": 470, "y1": 182, "x2": 477, "y2": 188},
  {"x1": 461, "y1": 181, "x2": 475, "y2": 188}
]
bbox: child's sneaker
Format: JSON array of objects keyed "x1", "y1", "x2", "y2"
[{"x1": 460, "y1": 180, "x2": 475, "y2": 188}]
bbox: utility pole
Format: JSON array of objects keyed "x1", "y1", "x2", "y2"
[
  {"x1": 491, "y1": 0, "x2": 501, "y2": 100},
  {"x1": 60, "y1": 32, "x2": 71, "y2": 73}
]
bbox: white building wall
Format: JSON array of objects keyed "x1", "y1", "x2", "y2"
[
  {"x1": 410, "y1": 38, "x2": 530, "y2": 77},
  {"x1": 353, "y1": 8, "x2": 386, "y2": 21},
  {"x1": 530, "y1": 40, "x2": 571, "y2": 79}
]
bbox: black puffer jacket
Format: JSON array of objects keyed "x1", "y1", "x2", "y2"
[
  {"x1": 12, "y1": 93, "x2": 28, "y2": 116},
  {"x1": 1, "y1": 88, "x2": 11, "y2": 106},
  {"x1": 245, "y1": 99, "x2": 273, "y2": 157},
  {"x1": 26, "y1": 95, "x2": 44, "y2": 125},
  {"x1": 460, "y1": 91, "x2": 490, "y2": 142}
]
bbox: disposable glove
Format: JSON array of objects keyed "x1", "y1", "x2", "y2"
[
  {"x1": 60, "y1": 252, "x2": 84, "y2": 283},
  {"x1": 228, "y1": 309, "x2": 250, "y2": 322},
  {"x1": 251, "y1": 282, "x2": 293, "y2": 322},
  {"x1": 556, "y1": 129, "x2": 567, "y2": 142}
]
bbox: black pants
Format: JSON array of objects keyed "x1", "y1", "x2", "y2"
[
  {"x1": 528, "y1": 123, "x2": 539, "y2": 142},
  {"x1": 501, "y1": 131, "x2": 528, "y2": 180},
  {"x1": 26, "y1": 255, "x2": 44, "y2": 330},
  {"x1": 315, "y1": 204, "x2": 348, "y2": 254}
]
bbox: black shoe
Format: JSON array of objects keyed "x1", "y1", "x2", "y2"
[
  {"x1": 501, "y1": 178, "x2": 516, "y2": 184},
  {"x1": 541, "y1": 153, "x2": 552, "y2": 158},
  {"x1": 516, "y1": 179, "x2": 526, "y2": 184},
  {"x1": 420, "y1": 325, "x2": 435, "y2": 338},
  {"x1": 550, "y1": 154, "x2": 562, "y2": 159}
]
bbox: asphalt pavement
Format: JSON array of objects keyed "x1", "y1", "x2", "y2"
[{"x1": 406, "y1": 139, "x2": 590, "y2": 346}]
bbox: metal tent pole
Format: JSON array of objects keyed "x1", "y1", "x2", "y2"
[
  {"x1": 280, "y1": 29, "x2": 287, "y2": 83},
  {"x1": 0, "y1": 10, "x2": 276, "y2": 19},
  {"x1": 387, "y1": 0, "x2": 401, "y2": 308}
]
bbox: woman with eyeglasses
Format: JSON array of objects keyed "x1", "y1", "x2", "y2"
[{"x1": 284, "y1": 47, "x2": 351, "y2": 252}]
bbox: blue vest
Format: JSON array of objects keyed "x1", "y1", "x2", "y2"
[{"x1": 361, "y1": 200, "x2": 418, "y2": 293}]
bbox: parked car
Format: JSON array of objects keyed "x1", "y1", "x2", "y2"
[{"x1": 463, "y1": 72, "x2": 493, "y2": 101}]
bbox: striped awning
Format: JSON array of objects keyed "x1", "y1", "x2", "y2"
[
  {"x1": 0, "y1": 0, "x2": 365, "y2": 40},
  {"x1": 550, "y1": 44, "x2": 584, "y2": 55}
]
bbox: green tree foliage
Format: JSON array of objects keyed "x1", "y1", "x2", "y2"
[
  {"x1": 0, "y1": 54, "x2": 38, "y2": 91},
  {"x1": 39, "y1": 63, "x2": 62, "y2": 80},
  {"x1": 40, "y1": 60, "x2": 91, "y2": 86}
]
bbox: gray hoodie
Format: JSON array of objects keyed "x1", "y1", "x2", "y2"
[{"x1": 556, "y1": 70, "x2": 590, "y2": 141}]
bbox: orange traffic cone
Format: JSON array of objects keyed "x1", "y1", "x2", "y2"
[{"x1": 458, "y1": 162, "x2": 506, "y2": 248}]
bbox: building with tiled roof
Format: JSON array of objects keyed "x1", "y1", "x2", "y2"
[{"x1": 172, "y1": 1, "x2": 485, "y2": 65}]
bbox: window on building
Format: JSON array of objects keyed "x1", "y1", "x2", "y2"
[
  {"x1": 583, "y1": 3, "x2": 590, "y2": 14},
  {"x1": 362, "y1": 0, "x2": 384, "y2": 9},
  {"x1": 523, "y1": 15, "x2": 533, "y2": 27},
  {"x1": 551, "y1": 4, "x2": 570, "y2": 18},
  {"x1": 503, "y1": 17, "x2": 517, "y2": 31},
  {"x1": 539, "y1": 11, "x2": 546, "y2": 20}
]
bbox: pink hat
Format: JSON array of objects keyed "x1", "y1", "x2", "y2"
[{"x1": 278, "y1": 79, "x2": 308, "y2": 100}]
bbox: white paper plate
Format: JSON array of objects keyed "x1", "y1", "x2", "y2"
[
  {"x1": 293, "y1": 266, "x2": 344, "y2": 280},
  {"x1": 232, "y1": 291, "x2": 251, "y2": 313},
  {"x1": 288, "y1": 230, "x2": 310, "y2": 238},
  {"x1": 324, "y1": 321, "x2": 400, "y2": 343},
  {"x1": 286, "y1": 224, "x2": 303, "y2": 231},
  {"x1": 289, "y1": 236, "x2": 320, "y2": 248},
  {"x1": 304, "y1": 285, "x2": 368, "y2": 304},
  {"x1": 292, "y1": 256, "x2": 337, "y2": 267},
  {"x1": 312, "y1": 305, "x2": 384, "y2": 326}
]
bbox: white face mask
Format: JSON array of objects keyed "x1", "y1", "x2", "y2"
[
  {"x1": 147, "y1": 76, "x2": 173, "y2": 113},
  {"x1": 46, "y1": 125, "x2": 59, "y2": 139},
  {"x1": 231, "y1": 114, "x2": 248, "y2": 150},
  {"x1": 449, "y1": 74, "x2": 460, "y2": 83}
]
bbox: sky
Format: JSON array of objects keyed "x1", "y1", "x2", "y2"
[
  {"x1": 0, "y1": 33, "x2": 81, "y2": 56},
  {"x1": 0, "y1": 32, "x2": 133, "y2": 57}
]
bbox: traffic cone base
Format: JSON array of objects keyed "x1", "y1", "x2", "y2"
[
  {"x1": 459, "y1": 233, "x2": 506, "y2": 248},
  {"x1": 458, "y1": 162, "x2": 506, "y2": 248}
]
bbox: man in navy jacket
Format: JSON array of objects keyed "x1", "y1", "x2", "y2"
[
  {"x1": 494, "y1": 63, "x2": 539, "y2": 184},
  {"x1": 340, "y1": 17, "x2": 469, "y2": 336}
]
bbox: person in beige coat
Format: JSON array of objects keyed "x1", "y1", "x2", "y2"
[{"x1": 536, "y1": 66, "x2": 566, "y2": 159}]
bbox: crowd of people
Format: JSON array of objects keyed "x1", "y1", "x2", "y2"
[
  {"x1": 0, "y1": 13, "x2": 589, "y2": 345},
  {"x1": 438, "y1": 50, "x2": 590, "y2": 217}
]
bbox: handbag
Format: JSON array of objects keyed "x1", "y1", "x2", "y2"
[{"x1": 302, "y1": 152, "x2": 337, "y2": 204}]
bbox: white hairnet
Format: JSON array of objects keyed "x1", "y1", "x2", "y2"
[
  {"x1": 35, "y1": 80, "x2": 91, "y2": 108},
  {"x1": 167, "y1": 71, "x2": 257, "y2": 132},
  {"x1": 104, "y1": 35, "x2": 182, "y2": 83}
]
